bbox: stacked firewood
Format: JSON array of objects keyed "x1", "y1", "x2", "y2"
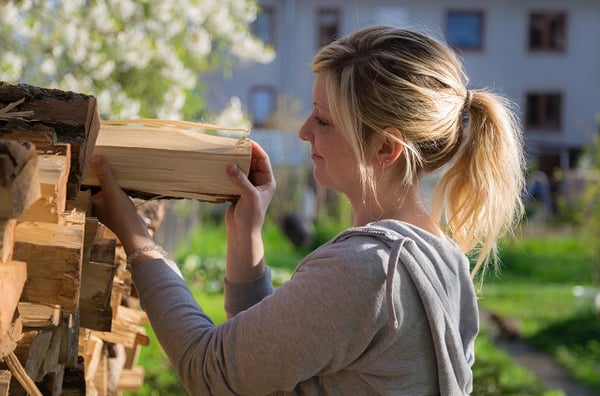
[{"x1": 0, "y1": 82, "x2": 154, "y2": 395}]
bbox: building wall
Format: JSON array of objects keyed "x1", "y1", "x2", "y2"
[{"x1": 204, "y1": 0, "x2": 600, "y2": 172}]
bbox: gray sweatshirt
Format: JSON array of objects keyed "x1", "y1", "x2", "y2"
[{"x1": 133, "y1": 220, "x2": 478, "y2": 395}]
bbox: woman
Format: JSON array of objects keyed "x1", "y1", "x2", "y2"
[{"x1": 91, "y1": 25, "x2": 524, "y2": 395}]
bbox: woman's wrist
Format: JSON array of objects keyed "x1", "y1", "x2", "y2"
[{"x1": 126, "y1": 244, "x2": 167, "y2": 271}]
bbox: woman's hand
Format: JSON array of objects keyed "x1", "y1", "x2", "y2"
[
  {"x1": 224, "y1": 141, "x2": 276, "y2": 284},
  {"x1": 89, "y1": 155, "x2": 155, "y2": 261}
]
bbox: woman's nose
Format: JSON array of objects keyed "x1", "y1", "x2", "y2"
[{"x1": 298, "y1": 118, "x2": 311, "y2": 142}]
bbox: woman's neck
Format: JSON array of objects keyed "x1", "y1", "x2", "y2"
[{"x1": 350, "y1": 186, "x2": 442, "y2": 237}]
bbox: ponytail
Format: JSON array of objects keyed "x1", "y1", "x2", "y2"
[{"x1": 432, "y1": 90, "x2": 525, "y2": 278}]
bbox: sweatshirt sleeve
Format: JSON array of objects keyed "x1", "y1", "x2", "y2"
[
  {"x1": 223, "y1": 267, "x2": 273, "y2": 316},
  {"x1": 132, "y1": 243, "x2": 388, "y2": 396}
]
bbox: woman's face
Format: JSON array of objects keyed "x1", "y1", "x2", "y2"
[{"x1": 298, "y1": 73, "x2": 361, "y2": 197}]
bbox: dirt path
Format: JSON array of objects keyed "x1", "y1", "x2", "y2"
[
  {"x1": 480, "y1": 309, "x2": 596, "y2": 396},
  {"x1": 494, "y1": 339, "x2": 597, "y2": 396}
]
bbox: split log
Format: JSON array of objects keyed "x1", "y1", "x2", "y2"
[
  {"x1": 17, "y1": 303, "x2": 61, "y2": 329},
  {"x1": 79, "y1": 221, "x2": 117, "y2": 331},
  {"x1": 91, "y1": 319, "x2": 149, "y2": 351},
  {"x1": 67, "y1": 188, "x2": 92, "y2": 216},
  {"x1": 0, "y1": 140, "x2": 40, "y2": 219},
  {"x1": 0, "y1": 82, "x2": 100, "y2": 199},
  {"x1": 14, "y1": 328, "x2": 62, "y2": 383},
  {"x1": 92, "y1": 346, "x2": 108, "y2": 396},
  {"x1": 0, "y1": 219, "x2": 16, "y2": 263},
  {"x1": 0, "y1": 369, "x2": 10, "y2": 396},
  {"x1": 59, "y1": 312, "x2": 80, "y2": 370},
  {"x1": 0, "y1": 313, "x2": 22, "y2": 359},
  {"x1": 19, "y1": 144, "x2": 71, "y2": 223},
  {"x1": 78, "y1": 330, "x2": 103, "y2": 387},
  {"x1": 0, "y1": 261, "x2": 27, "y2": 341},
  {"x1": 14, "y1": 213, "x2": 84, "y2": 313},
  {"x1": 2, "y1": 352, "x2": 42, "y2": 396},
  {"x1": 118, "y1": 365, "x2": 144, "y2": 392},
  {"x1": 81, "y1": 119, "x2": 251, "y2": 202},
  {"x1": 79, "y1": 261, "x2": 116, "y2": 331}
]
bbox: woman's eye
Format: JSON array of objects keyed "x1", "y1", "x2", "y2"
[{"x1": 315, "y1": 117, "x2": 328, "y2": 127}]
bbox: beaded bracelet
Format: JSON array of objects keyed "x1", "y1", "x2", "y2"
[{"x1": 126, "y1": 244, "x2": 167, "y2": 266}]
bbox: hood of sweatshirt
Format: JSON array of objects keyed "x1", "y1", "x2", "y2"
[{"x1": 331, "y1": 219, "x2": 479, "y2": 395}]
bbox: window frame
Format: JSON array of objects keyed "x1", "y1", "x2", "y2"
[
  {"x1": 528, "y1": 11, "x2": 567, "y2": 52},
  {"x1": 445, "y1": 9, "x2": 485, "y2": 51},
  {"x1": 251, "y1": 6, "x2": 276, "y2": 48},
  {"x1": 316, "y1": 7, "x2": 341, "y2": 49},
  {"x1": 248, "y1": 85, "x2": 277, "y2": 128},
  {"x1": 525, "y1": 91, "x2": 563, "y2": 132}
]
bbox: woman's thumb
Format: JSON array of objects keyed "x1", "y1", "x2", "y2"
[
  {"x1": 91, "y1": 155, "x2": 117, "y2": 191},
  {"x1": 226, "y1": 162, "x2": 252, "y2": 192}
]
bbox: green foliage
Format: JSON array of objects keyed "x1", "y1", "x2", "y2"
[{"x1": 580, "y1": 136, "x2": 600, "y2": 284}]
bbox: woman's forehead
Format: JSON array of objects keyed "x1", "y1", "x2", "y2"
[{"x1": 312, "y1": 73, "x2": 330, "y2": 112}]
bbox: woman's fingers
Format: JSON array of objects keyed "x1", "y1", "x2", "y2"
[{"x1": 91, "y1": 155, "x2": 119, "y2": 193}]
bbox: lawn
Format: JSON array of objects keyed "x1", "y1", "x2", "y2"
[
  {"x1": 478, "y1": 231, "x2": 600, "y2": 393},
  {"x1": 127, "y1": 221, "x2": 599, "y2": 395}
]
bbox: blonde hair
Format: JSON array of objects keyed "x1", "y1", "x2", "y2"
[{"x1": 312, "y1": 25, "x2": 525, "y2": 277}]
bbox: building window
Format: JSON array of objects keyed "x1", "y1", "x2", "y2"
[
  {"x1": 446, "y1": 10, "x2": 484, "y2": 50},
  {"x1": 317, "y1": 8, "x2": 340, "y2": 48},
  {"x1": 251, "y1": 6, "x2": 275, "y2": 47},
  {"x1": 526, "y1": 93, "x2": 562, "y2": 131},
  {"x1": 528, "y1": 12, "x2": 567, "y2": 51},
  {"x1": 249, "y1": 86, "x2": 276, "y2": 127}
]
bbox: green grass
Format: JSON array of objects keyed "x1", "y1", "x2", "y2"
[{"x1": 477, "y1": 233, "x2": 600, "y2": 393}]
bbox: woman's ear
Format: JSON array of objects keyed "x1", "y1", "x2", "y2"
[{"x1": 376, "y1": 127, "x2": 404, "y2": 168}]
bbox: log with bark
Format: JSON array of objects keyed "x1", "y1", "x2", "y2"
[{"x1": 0, "y1": 82, "x2": 100, "y2": 199}]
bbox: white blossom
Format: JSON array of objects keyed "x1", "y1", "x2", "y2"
[
  {"x1": 186, "y1": 26, "x2": 212, "y2": 57},
  {"x1": 40, "y1": 58, "x2": 57, "y2": 77},
  {"x1": 0, "y1": 52, "x2": 24, "y2": 82},
  {"x1": 212, "y1": 97, "x2": 251, "y2": 131},
  {"x1": 0, "y1": 1, "x2": 274, "y2": 120}
]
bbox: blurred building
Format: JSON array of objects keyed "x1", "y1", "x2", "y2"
[{"x1": 204, "y1": 0, "x2": 600, "y2": 184}]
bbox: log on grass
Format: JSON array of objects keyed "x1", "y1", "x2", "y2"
[
  {"x1": 82, "y1": 119, "x2": 252, "y2": 202},
  {"x1": 0, "y1": 82, "x2": 100, "y2": 198}
]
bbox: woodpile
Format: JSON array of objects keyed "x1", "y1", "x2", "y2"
[{"x1": 0, "y1": 82, "x2": 158, "y2": 395}]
